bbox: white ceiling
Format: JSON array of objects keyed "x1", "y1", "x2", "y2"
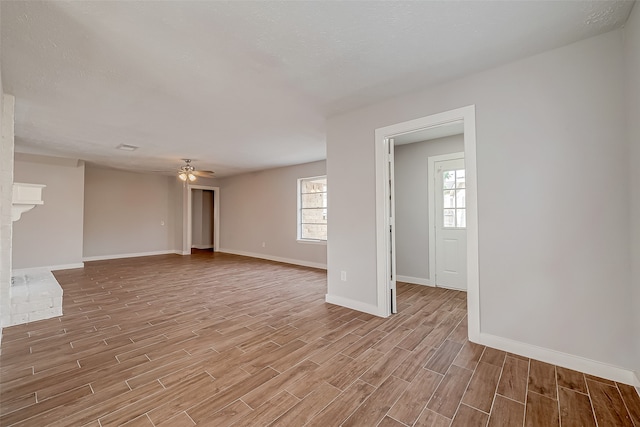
[{"x1": 1, "y1": 1, "x2": 635, "y2": 177}]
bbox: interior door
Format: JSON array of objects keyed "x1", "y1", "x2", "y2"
[
  {"x1": 389, "y1": 138, "x2": 397, "y2": 313},
  {"x1": 435, "y1": 158, "x2": 467, "y2": 290}
]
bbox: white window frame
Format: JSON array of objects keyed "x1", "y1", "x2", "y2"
[{"x1": 297, "y1": 175, "x2": 327, "y2": 244}]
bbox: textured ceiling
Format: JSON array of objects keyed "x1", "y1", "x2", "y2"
[{"x1": 1, "y1": 1, "x2": 635, "y2": 177}]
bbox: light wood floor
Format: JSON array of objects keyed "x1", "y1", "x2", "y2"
[{"x1": 1, "y1": 253, "x2": 639, "y2": 426}]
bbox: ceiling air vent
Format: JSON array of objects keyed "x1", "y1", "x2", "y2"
[{"x1": 116, "y1": 144, "x2": 139, "y2": 151}]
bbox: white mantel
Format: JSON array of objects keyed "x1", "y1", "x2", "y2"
[{"x1": 12, "y1": 182, "x2": 45, "y2": 221}]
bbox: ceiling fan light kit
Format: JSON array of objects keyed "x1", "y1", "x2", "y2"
[{"x1": 178, "y1": 171, "x2": 196, "y2": 181}]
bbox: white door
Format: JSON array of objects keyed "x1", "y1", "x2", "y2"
[
  {"x1": 434, "y1": 158, "x2": 467, "y2": 290},
  {"x1": 388, "y1": 138, "x2": 397, "y2": 313}
]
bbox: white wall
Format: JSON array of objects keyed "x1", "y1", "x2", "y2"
[
  {"x1": 395, "y1": 135, "x2": 463, "y2": 283},
  {"x1": 624, "y1": 3, "x2": 640, "y2": 376},
  {"x1": 83, "y1": 165, "x2": 177, "y2": 259},
  {"x1": 12, "y1": 154, "x2": 85, "y2": 270},
  {"x1": 327, "y1": 30, "x2": 635, "y2": 372},
  {"x1": 218, "y1": 160, "x2": 327, "y2": 269}
]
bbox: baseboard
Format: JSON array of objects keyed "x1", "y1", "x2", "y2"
[
  {"x1": 396, "y1": 275, "x2": 433, "y2": 286},
  {"x1": 324, "y1": 294, "x2": 387, "y2": 317},
  {"x1": 217, "y1": 248, "x2": 327, "y2": 270},
  {"x1": 478, "y1": 332, "x2": 640, "y2": 387},
  {"x1": 191, "y1": 244, "x2": 214, "y2": 250},
  {"x1": 83, "y1": 250, "x2": 180, "y2": 262}
]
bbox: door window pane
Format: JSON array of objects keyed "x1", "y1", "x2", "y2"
[
  {"x1": 455, "y1": 170, "x2": 465, "y2": 188},
  {"x1": 442, "y1": 167, "x2": 466, "y2": 229},
  {"x1": 443, "y1": 171, "x2": 455, "y2": 189},
  {"x1": 443, "y1": 190, "x2": 455, "y2": 208},
  {"x1": 443, "y1": 209, "x2": 456, "y2": 227},
  {"x1": 456, "y1": 209, "x2": 466, "y2": 228},
  {"x1": 456, "y1": 189, "x2": 466, "y2": 208}
]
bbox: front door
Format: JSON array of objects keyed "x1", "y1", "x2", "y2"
[{"x1": 434, "y1": 158, "x2": 467, "y2": 290}]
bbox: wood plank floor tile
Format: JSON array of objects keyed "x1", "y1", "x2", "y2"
[
  {"x1": 479, "y1": 347, "x2": 506, "y2": 368},
  {"x1": 528, "y1": 359, "x2": 557, "y2": 399},
  {"x1": 341, "y1": 329, "x2": 387, "y2": 358},
  {"x1": 18, "y1": 380, "x2": 151, "y2": 426},
  {"x1": 585, "y1": 374, "x2": 616, "y2": 386},
  {"x1": 617, "y1": 382, "x2": 640, "y2": 426},
  {"x1": 0, "y1": 392, "x2": 36, "y2": 415},
  {"x1": 496, "y1": 355, "x2": 528, "y2": 403},
  {"x1": 556, "y1": 366, "x2": 587, "y2": 393},
  {"x1": 414, "y1": 409, "x2": 452, "y2": 427},
  {"x1": 155, "y1": 411, "x2": 196, "y2": 427},
  {"x1": 587, "y1": 379, "x2": 634, "y2": 426},
  {"x1": 229, "y1": 390, "x2": 299, "y2": 426},
  {"x1": 186, "y1": 367, "x2": 280, "y2": 424},
  {"x1": 397, "y1": 323, "x2": 435, "y2": 351},
  {"x1": 188, "y1": 399, "x2": 251, "y2": 427},
  {"x1": 286, "y1": 352, "x2": 354, "y2": 399},
  {"x1": 462, "y1": 361, "x2": 502, "y2": 413},
  {"x1": 388, "y1": 368, "x2": 443, "y2": 425},
  {"x1": 426, "y1": 364, "x2": 474, "y2": 418},
  {"x1": 342, "y1": 375, "x2": 409, "y2": 427},
  {"x1": 425, "y1": 339, "x2": 464, "y2": 375},
  {"x1": 241, "y1": 359, "x2": 319, "y2": 409},
  {"x1": 487, "y1": 394, "x2": 524, "y2": 427},
  {"x1": 392, "y1": 343, "x2": 437, "y2": 382},
  {"x1": 558, "y1": 386, "x2": 596, "y2": 427},
  {"x1": 451, "y1": 403, "x2": 489, "y2": 427},
  {"x1": 270, "y1": 381, "x2": 341, "y2": 426},
  {"x1": 452, "y1": 341, "x2": 485, "y2": 371},
  {"x1": 0, "y1": 253, "x2": 635, "y2": 427},
  {"x1": 307, "y1": 333, "x2": 361, "y2": 365},
  {"x1": 378, "y1": 415, "x2": 407, "y2": 427},
  {"x1": 305, "y1": 379, "x2": 376, "y2": 427},
  {"x1": 525, "y1": 391, "x2": 560, "y2": 427},
  {"x1": 358, "y1": 346, "x2": 410, "y2": 388},
  {"x1": 119, "y1": 414, "x2": 154, "y2": 427}
]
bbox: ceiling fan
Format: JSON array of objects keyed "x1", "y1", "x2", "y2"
[{"x1": 177, "y1": 159, "x2": 214, "y2": 181}]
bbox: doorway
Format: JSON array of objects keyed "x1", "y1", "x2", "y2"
[
  {"x1": 375, "y1": 105, "x2": 479, "y2": 341},
  {"x1": 185, "y1": 185, "x2": 220, "y2": 255},
  {"x1": 191, "y1": 189, "x2": 215, "y2": 253}
]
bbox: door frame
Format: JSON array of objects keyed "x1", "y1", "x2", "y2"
[
  {"x1": 374, "y1": 105, "x2": 479, "y2": 342},
  {"x1": 428, "y1": 152, "x2": 465, "y2": 288},
  {"x1": 183, "y1": 184, "x2": 220, "y2": 255}
]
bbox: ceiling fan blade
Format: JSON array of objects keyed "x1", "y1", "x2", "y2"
[{"x1": 194, "y1": 170, "x2": 215, "y2": 177}]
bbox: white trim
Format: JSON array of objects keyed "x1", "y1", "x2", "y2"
[
  {"x1": 185, "y1": 185, "x2": 220, "y2": 255},
  {"x1": 428, "y1": 152, "x2": 465, "y2": 287},
  {"x1": 296, "y1": 239, "x2": 327, "y2": 246},
  {"x1": 217, "y1": 248, "x2": 327, "y2": 270},
  {"x1": 325, "y1": 294, "x2": 386, "y2": 317},
  {"x1": 396, "y1": 275, "x2": 433, "y2": 287},
  {"x1": 375, "y1": 105, "x2": 479, "y2": 342},
  {"x1": 83, "y1": 250, "x2": 180, "y2": 262},
  {"x1": 479, "y1": 333, "x2": 640, "y2": 387}
]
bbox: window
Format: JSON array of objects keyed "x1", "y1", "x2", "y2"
[
  {"x1": 443, "y1": 169, "x2": 466, "y2": 228},
  {"x1": 298, "y1": 176, "x2": 327, "y2": 241}
]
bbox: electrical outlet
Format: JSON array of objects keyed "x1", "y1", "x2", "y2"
[
  {"x1": 340, "y1": 271, "x2": 347, "y2": 281},
  {"x1": 262, "y1": 242, "x2": 266, "y2": 248}
]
